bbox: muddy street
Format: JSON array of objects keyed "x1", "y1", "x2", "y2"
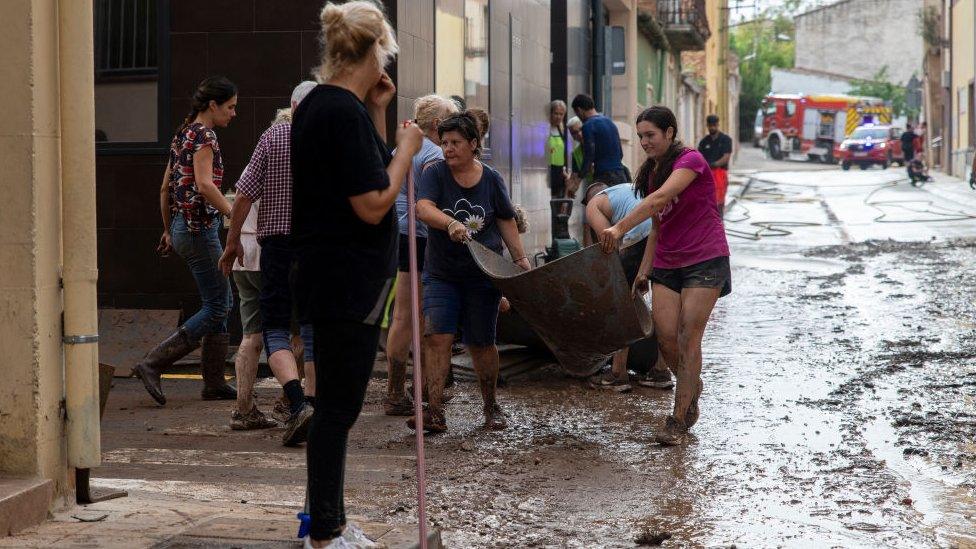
[{"x1": 72, "y1": 151, "x2": 976, "y2": 548}]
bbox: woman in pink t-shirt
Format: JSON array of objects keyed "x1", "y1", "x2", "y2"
[{"x1": 600, "y1": 106, "x2": 730, "y2": 446}]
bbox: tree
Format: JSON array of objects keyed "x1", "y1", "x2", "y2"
[
  {"x1": 730, "y1": 14, "x2": 795, "y2": 142},
  {"x1": 848, "y1": 66, "x2": 916, "y2": 120}
]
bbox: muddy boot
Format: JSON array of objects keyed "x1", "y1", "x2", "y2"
[
  {"x1": 272, "y1": 395, "x2": 291, "y2": 424},
  {"x1": 282, "y1": 403, "x2": 314, "y2": 446},
  {"x1": 384, "y1": 392, "x2": 415, "y2": 416},
  {"x1": 384, "y1": 358, "x2": 414, "y2": 416},
  {"x1": 230, "y1": 406, "x2": 278, "y2": 430},
  {"x1": 133, "y1": 327, "x2": 198, "y2": 405},
  {"x1": 654, "y1": 415, "x2": 689, "y2": 446},
  {"x1": 200, "y1": 333, "x2": 237, "y2": 400},
  {"x1": 406, "y1": 406, "x2": 447, "y2": 434},
  {"x1": 483, "y1": 401, "x2": 508, "y2": 431}
]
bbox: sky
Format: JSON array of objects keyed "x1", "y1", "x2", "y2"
[{"x1": 729, "y1": 0, "x2": 834, "y2": 23}]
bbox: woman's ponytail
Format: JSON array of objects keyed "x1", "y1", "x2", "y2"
[{"x1": 173, "y1": 76, "x2": 238, "y2": 140}]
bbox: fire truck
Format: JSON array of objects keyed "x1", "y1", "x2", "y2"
[{"x1": 759, "y1": 94, "x2": 892, "y2": 163}]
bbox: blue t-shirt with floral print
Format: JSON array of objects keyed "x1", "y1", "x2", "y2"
[{"x1": 417, "y1": 160, "x2": 516, "y2": 280}]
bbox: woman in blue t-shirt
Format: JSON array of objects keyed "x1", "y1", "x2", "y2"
[
  {"x1": 412, "y1": 112, "x2": 531, "y2": 433},
  {"x1": 384, "y1": 94, "x2": 458, "y2": 417}
]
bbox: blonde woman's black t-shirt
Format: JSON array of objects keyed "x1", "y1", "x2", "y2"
[
  {"x1": 290, "y1": 84, "x2": 397, "y2": 325},
  {"x1": 417, "y1": 160, "x2": 515, "y2": 281}
]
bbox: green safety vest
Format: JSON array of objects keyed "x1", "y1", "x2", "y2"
[
  {"x1": 548, "y1": 127, "x2": 566, "y2": 167},
  {"x1": 572, "y1": 144, "x2": 584, "y2": 174}
]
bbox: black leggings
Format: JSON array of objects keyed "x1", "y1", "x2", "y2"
[{"x1": 307, "y1": 319, "x2": 380, "y2": 540}]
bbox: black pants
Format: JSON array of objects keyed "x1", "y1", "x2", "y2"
[
  {"x1": 550, "y1": 165, "x2": 566, "y2": 198},
  {"x1": 307, "y1": 319, "x2": 381, "y2": 540},
  {"x1": 258, "y1": 236, "x2": 298, "y2": 331}
]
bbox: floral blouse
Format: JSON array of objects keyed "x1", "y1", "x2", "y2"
[{"x1": 168, "y1": 122, "x2": 223, "y2": 232}]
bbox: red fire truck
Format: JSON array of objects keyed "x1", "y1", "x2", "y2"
[{"x1": 759, "y1": 94, "x2": 892, "y2": 163}]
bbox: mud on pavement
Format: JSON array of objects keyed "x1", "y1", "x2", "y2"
[
  {"x1": 430, "y1": 238, "x2": 975, "y2": 547},
  {"x1": 96, "y1": 238, "x2": 976, "y2": 548},
  {"x1": 344, "y1": 238, "x2": 973, "y2": 547}
]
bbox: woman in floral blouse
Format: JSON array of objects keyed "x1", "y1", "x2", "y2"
[{"x1": 133, "y1": 76, "x2": 238, "y2": 406}]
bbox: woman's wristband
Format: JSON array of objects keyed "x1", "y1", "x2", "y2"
[{"x1": 446, "y1": 220, "x2": 461, "y2": 232}]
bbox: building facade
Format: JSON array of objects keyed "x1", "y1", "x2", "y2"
[
  {"x1": 2, "y1": 0, "x2": 102, "y2": 525},
  {"x1": 634, "y1": 0, "x2": 738, "y2": 157},
  {"x1": 947, "y1": 0, "x2": 975, "y2": 176},
  {"x1": 794, "y1": 0, "x2": 924, "y2": 86},
  {"x1": 94, "y1": 0, "x2": 556, "y2": 336},
  {"x1": 771, "y1": 67, "x2": 854, "y2": 95}
]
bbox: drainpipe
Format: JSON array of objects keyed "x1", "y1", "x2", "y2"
[
  {"x1": 592, "y1": 0, "x2": 605, "y2": 112},
  {"x1": 59, "y1": 0, "x2": 101, "y2": 469},
  {"x1": 942, "y1": 0, "x2": 951, "y2": 174}
]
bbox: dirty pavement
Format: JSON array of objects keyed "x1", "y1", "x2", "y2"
[{"x1": 6, "y1": 148, "x2": 976, "y2": 548}]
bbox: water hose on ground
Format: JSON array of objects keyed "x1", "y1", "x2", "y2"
[{"x1": 725, "y1": 174, "x2": 976, "y2": 241}]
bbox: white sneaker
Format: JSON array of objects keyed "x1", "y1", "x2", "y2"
[
  {"x1": 304, "y1": 535, "x2": 358, "y2": 549},
  {"x1": 342, "y1": 522, "x2": 380, "y2": 548}
]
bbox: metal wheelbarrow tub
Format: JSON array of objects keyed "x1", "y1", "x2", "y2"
[{"x1": 468, "y1": 240, "x2": 652, "y2": 377}]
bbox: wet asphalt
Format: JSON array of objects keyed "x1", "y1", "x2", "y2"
[{"x1": 92, "y1": 148, "x2": 976, "y2": 548}]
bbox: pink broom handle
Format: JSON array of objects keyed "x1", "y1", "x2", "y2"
[{"x1": 406, "y1": 160, "x2": 429, "y2": 549}]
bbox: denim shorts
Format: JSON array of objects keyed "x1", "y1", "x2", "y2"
[
  {"x1": 422, "y1": 274, "x2": 502, "y2": 347},
  {"x1": 651, "y1": 256, "x2": 732, "y2": 298}
]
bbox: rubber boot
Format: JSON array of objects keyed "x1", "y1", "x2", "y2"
[
  {"x1": 133, "y1": 327, "x2": 198, "y2": 405},
  {"x1": 200, "y1": 333, "x2": 237, "y2": 400}
]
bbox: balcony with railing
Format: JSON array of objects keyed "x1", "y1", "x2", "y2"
[{"x1": 656, "y1": 0, "x2": 710, "y2": 51}]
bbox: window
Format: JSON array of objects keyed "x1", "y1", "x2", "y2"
[
  {"x1": 464, "y1": 0, "x2": 490, "y2": 110},
  {"x1": 435, "y1": 0, "x2": 464, "y2": 100},
  {"x1": 764, "y1": 102, "x2": 777, "y2": 116},
  {"x1": 436, "y1": 0, "x2": 490, "y2": 112},
  {"x1": 94, "y1": 0, "x2": 170, "y2": 150},
  {"x1": 786, "y1": 101, "x2": 796, "y2": 117}
]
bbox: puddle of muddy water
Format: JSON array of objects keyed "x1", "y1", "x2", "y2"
[{"x1": 863, "y1": 387, "x2": 976, "y2": 549}]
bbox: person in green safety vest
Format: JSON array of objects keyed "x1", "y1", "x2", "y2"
[
  {"x1": 567, "y1": 116, "x2": 588, "y2": 198},
  {"x1": 547, "y1": 100, "x2": 569, "y2": 198}
]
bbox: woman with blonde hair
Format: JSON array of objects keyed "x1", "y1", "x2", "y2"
[
  {"x1": 384, "y1": 94, "x2": 458, "y2": 416},
  {"x1": 290, "y1": 2, "x2": 423, "y2": 547},
  {"x1": 547, "y1": 99, "x2": 569, "y2": 198}
]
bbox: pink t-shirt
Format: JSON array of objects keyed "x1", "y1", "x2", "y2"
[{"x1": 652, "y1": 149, "x2": 730, "y2": 269}]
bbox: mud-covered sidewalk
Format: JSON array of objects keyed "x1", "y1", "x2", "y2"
[{"x1": 6, "y1": 154, "x2": 976, "y2": 548}]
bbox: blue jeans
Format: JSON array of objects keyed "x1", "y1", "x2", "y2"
[{"x1": 170, "y1": 214, "x2": 232, "y2": 340}]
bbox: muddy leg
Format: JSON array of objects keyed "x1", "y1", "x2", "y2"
[
  {"x1": 652, "y1": 283, "x2": 682, "y2": 386},
  {"x1": 421, "y1": 333, "x2": 452, "y2": 419},
  {"x1": 611, "y1": 348, "x2": 629, "y2": 381},
  {"x1": 234, "y1": 333, "x2": 262, "y2": 415},
  {"x1": 385, "y1": 275, "x2": 415, "y2": 411},
  {"x1": 469, "y1": 344, "x2": 506, "y2": 430},
  {"x1": 304, "y1": 361, "x2": 316, "y2": 398},
  {"x1": 674, "y1": 287, "x2": 720, "y2": 426}
]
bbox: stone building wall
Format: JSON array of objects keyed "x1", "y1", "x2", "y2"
[{"x1": 794, "y1": 0, "x2": 924, "y2": 85}]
